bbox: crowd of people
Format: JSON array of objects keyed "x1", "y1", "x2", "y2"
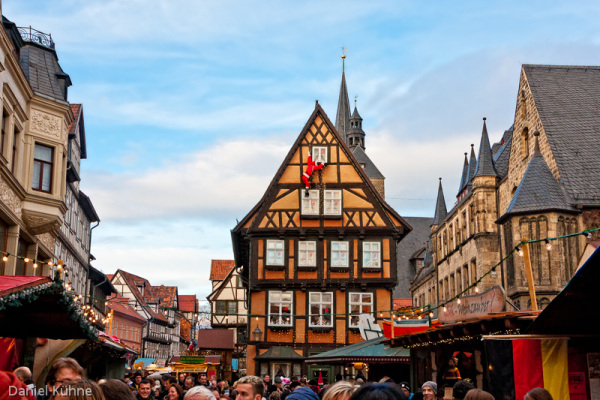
[{"x1": 0, "y1": 358, "x2": 555, "y2": 400}]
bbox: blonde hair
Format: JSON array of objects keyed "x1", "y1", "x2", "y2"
[
  {"x1": 323, "y1": 381, "x2": 355, "y2": 400},
  {"x1": 236, "y1": 376, "x2": 264, "y2": 398}
]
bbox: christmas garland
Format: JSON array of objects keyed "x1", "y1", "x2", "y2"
[{"x1": 0, "y1": 280, "x2": 98, "y2": 341}]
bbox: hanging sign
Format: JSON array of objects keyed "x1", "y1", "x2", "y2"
[
  {"x1": 180, "y1": 356, "x2": 206, "y2": 364},
  {"x1": 438, "y1": 286, "x2": 505, "y2": 324}
]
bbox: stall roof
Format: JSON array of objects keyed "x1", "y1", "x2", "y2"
[
  {"x1": 306, "y1": 337, "x2": 410, "y2": 364},
  {"x1": 0, "y1": 278, "x2": 97, "y2": 340},
  {"x1": 388, "y1": 311, "x2": 540, "y2": 348},
  {"x1": 255, "y1": 346, "x2": 304, "y2": 361},
  {"x1": 529, "y1": 245, "x2": 600, "y2": 335}
]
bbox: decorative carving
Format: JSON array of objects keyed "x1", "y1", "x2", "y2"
[
  {"x1": 37, "y1": 232, "x2": 56, "y2": 253},
  {"x1": 22, "y1": 210, "x2": 61, "y2": 235},
  {"x1": 30, "y1": 110, "x2": 62, "y2": 139},
  {"x1": 0, "y1": 176, "x2": 22, "y2": 217}
]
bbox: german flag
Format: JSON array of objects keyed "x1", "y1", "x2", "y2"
[{"x1": 485, "y1": 338, "x2": 569, "y2": 400}]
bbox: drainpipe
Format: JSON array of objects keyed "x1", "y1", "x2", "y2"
[{"x1": 85, "y1": 220, "x2": 101, "y2": 312}]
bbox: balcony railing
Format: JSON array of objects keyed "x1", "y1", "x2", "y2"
[
  {"x1": 144, "y1": 331, "x2": 171, "y2": 344},
  {"x1": 17, "y1": 26, "x2": 55, "y2": 49}
]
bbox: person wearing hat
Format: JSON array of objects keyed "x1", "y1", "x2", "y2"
[
  {"x1": 421, "y1": 382, "x2": 437, "y2": 400},
  {"x1": 285, "y1": 387, "x2": 320, "y2": 400},
  {"x1": 399, "y1": 382, "x2": 413, "y2": 400}
]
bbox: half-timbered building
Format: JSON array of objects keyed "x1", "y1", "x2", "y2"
[{"x1": 231, "y1": 100, "x2": 411, "y2": 380}]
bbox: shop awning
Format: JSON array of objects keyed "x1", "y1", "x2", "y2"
[
  {"x1": 529, "y1": 245, "x2": 600, "y2": 335},
  {"x1": 255, "y1": 346, "x2": 304, "y2": 361},
  {"x1": 0, "y1": 277, "x2": 97, "y2": 340},
  {"x1": 133, "y1": 358, "x2": 155, "y2": 369},
  {"x1": 306, "y1": 337, "x2": 410, "y2": 364}
]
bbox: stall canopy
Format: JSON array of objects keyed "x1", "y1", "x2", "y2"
[
  {"x1": 255, "y1": 346, "x2": 304, "y2": 361},
  {"x1": 528, "y1": 245, "x2": 600, "y2": 335},
  {"x1": 306, "y1": 337, "x2": 409, "y2": 364},
  {"x1": 0, "y1": 276, "x2": 97, "y2": 340}
]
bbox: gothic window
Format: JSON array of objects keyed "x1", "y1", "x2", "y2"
[
  {"x1": 362, "y1": 242, "x2": 381, "y2": 268},
  {"x1": 298, "y1": 241, "x2": 316, "y2": 267},
  {"x1": 301, "y1": 190, "x2": 319, "y2": 215},
  {"x1": 504, "y1": 221, "x2": 515, "y2": 286},
  {"x1": 558, "y1": 216, "x2": 580, "y2": 281},
  {"x1": 470, "y1": 259, "x2": 477, "y2": 293},
  {"x1": 349, "y1": 292, "x2": 372, "y2": 328},
  {"x1": 331, "y1": 241, "x2": 349, "y2": 268},
  {"x1": 309, "y1": 292, "x2": 333, "y2": 328},
  {"x1": 519, "y1": 216, "x2": 550, "y2": 285},
  {"x1": 266, "y1": 240, "x2": 285, "y2": 266},
  {"x1": 269, "y1": 291, "x2": 293, "y2": 327}
]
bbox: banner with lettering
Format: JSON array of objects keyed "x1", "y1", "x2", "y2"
[{"x1": 438, "y1": 286, "x2": 505, "y2": 324}]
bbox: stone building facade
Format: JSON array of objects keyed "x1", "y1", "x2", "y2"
[{"x1": 411, "y1": 64, "x2": 600, "y2": 310}]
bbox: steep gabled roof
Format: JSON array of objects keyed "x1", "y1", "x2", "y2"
[
  {"x1": 210, "y1": 260, "x2": 235, "y2": 281},
  {"x1": 474, "y1": 118, "x2": 498, "y2": 178},
  {"x1": 233, "y1": 103, "x2": 410, "y2": 235},
  {"x1": 499, "y1": 134, "x2": 576, "y2": 222},
  {"x1": 112, "y1": 269, "x2": 168, "y2": 323},
  {"x1": 524, "y1": 64, "x2": 600, "y2": 206},
  {"x1": 68, "y1": 104, "x2": 81, "y2": 134},
  {"x1": 432, "y1": 179, "x2": 447, "y2": 226},
  {"x1": 352, "y1": 145, "x2": 385, "y2": 179}
]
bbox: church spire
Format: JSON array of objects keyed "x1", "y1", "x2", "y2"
[
  {"x1": 474, "y1": 117, "x2": 498, "y2": 177},
  {"x1": 458, "y1": 152, "x2": 469, "y2": 194},
  {"x1": 432, "y1": 178, "x2": 447, "y2": 226},
  {"x1": 466, "y1": 143, "x2": 477, "y2": 187},
  {"x1": 335, "y1": 54, "x2": 351, "y2": 143}
]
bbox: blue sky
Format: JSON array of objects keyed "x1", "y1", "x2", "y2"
[{"x1": 5, "y1": 0, "x2": 600, "y2": 302}]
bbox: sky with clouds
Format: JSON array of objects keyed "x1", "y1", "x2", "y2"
[{"x1": 4, "y1": 0, "x2": 600, "y2": 302}]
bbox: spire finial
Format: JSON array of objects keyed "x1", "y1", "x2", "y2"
[
  {"x1": 354, "y1": 95, "x2": 357, "y2": 108},
  {"x1": 341, "y1": 47, "x2": 348, "y2": 73},
  {"x1": 533, "y1": 130, "x2": 541, "y2": 155}
]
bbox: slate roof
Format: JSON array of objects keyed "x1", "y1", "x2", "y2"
[
  {"x1": 499, "y1": 134, "x2": 576, "y2": 222},
  {"x1": 196, "y1": 329, "x2": 235, "y2": 350},
  {"x1": 474, "y1": 119, "x2": 498, "y2": 177},
  {"x1": 18, "y1": 44, "x2": 70, "y2": 104},
  {"x1": 524, "y1": 65, "x2": 600, "y2": 206},
  {"x1": 457, "y1": 153, "x2": 468, "y2": 194},
  {"x1": 411, "y1": 246, "x2": 434, "y2": 286},
  {"x1": 492, "y1": 127, "x2": 513, "y2": 179},
  {"x1": 466, "y1": 144, "x2": 477, "y2": 186},
  {"x1": 432, "y1": 179, "x2": 447, "y2": 226},
  {"x1": 394, "y1": 216, "x2": 433, "y2": 299},
  {"x1": 179, "y1": 295, "x2": 198, "y2": 312},
  {"x1": 352, "y1": 145, "x2": 385, "y2": 180},
  {"x1": 335, "y1": 72, "x2": 351, "y2": 142},
  {"x1": 210, "y1": 260, "x2": 235, "y2": 281}
]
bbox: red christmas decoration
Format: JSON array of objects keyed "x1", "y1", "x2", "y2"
[{"x1": 302, "y1": 155, "x2": 325, "y2": 195}]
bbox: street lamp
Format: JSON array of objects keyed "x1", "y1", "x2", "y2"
[{"x1": 252, "y1": 325, "x2": 263, "y2": 342}]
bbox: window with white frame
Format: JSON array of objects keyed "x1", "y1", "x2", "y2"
[
  {"x1": 298, "y1": 241, "x2": 316, "y2": 267},
  {"x1": 363, "y1": 242, "x2": 381, "y2": 268},
  {"x1": 269, "y1": 291, "x2": 293, "y2": 327},
  {"x1": 32, "y1": 144, "x2": 53, "y2": 192},
  {"x1": 309, "y1": 292, "x2": 333, "y2": 327},
  {"x1": 331, "y1": 241, "x2": 349, "y2": 268},
  {"x1": 312, "y1": 146, "x2": 327, "y2": 164},
  {"x1": 266, "y1": 240, "x2": 285, "y2": 266},
  {"x1": 301, "y1": 190, "x2": 319, "y2": 215},
  {"x1": 349, "y1": 292, "x2": 373, "y2": 327},
  {"x1": 324, "y1": 190, "x2": 342, "y2": 215}
]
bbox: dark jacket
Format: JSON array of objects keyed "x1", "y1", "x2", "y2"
[{"x1": 286, "y1": 387, "x2": 320, "y2": 400}]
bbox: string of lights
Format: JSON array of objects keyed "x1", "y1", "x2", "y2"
[{"x1": 3, "y1": 227, "x2": 596, "y2": 325}]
